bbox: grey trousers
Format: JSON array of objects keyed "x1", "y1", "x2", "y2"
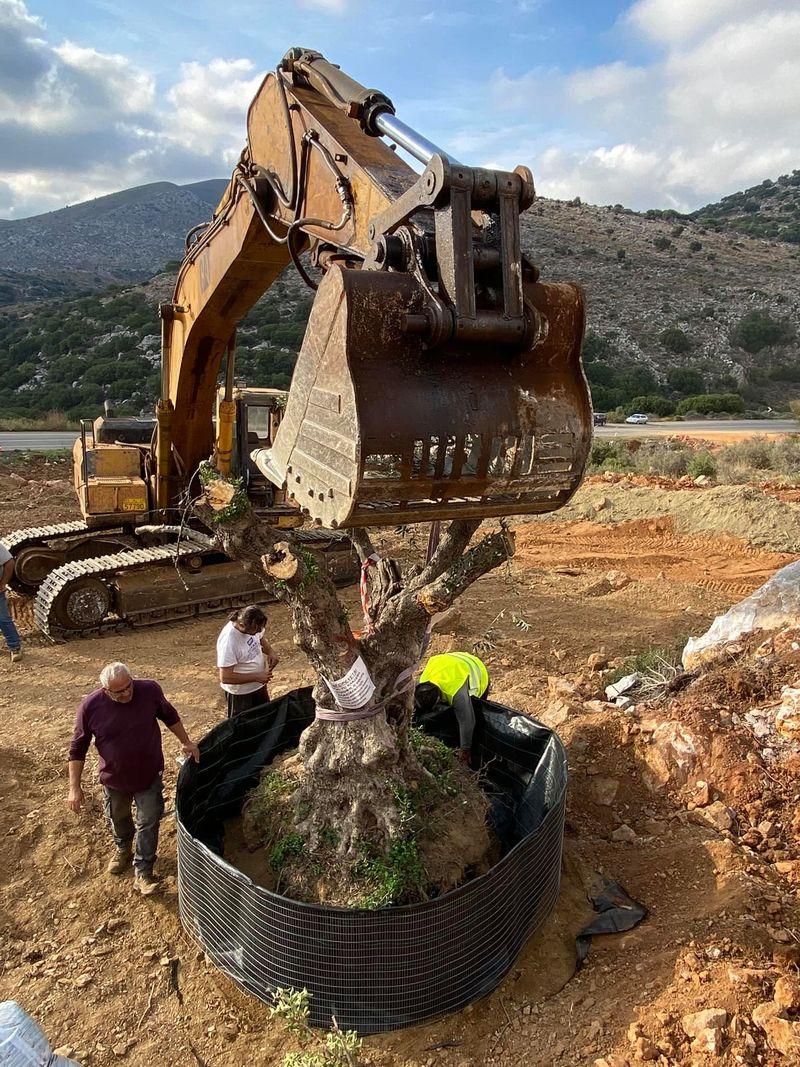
[{"x1": 103, "y1": 774, "x2": 165, "y2": 874}]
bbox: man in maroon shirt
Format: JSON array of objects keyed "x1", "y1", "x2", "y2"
[{"x1": 67, "y1": 661, "x2": 200, "y2": 895}]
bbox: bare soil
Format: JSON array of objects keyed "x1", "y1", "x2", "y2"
[{"x1": 1, "y1": 457, "x2": 799, "y2": 1065}]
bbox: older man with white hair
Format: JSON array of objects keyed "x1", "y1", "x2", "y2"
[{"x1": 67, "y1": 662, "x2": 200, "y2": 895}]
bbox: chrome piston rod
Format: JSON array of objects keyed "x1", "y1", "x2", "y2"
[{"x1": 373, "y1": 111, "x2": 459, "y2": 166}]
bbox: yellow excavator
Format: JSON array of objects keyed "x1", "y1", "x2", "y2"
[{"x1": 2, "y1": 48, "x2": 591, "y2": 638}]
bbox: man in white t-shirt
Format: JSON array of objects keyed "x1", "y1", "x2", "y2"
[{"x1": 216, "y1": 605, "x2": 279, "y2": 718}]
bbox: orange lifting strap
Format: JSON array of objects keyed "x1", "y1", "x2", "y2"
[{"x1": 265, "y1": 265, "x2": 591, "y2": 529}]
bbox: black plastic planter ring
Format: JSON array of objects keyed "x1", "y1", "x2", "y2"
[{"x1": 176, "y1": 687, "x2": 567, "y2": 1034}]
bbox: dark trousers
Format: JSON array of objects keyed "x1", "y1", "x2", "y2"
[
  {"x1": 0, "y1": 592, "x2": 21, "y2": 652},
  {"x1": 226, "y1": 685, "x2": 268, "y2": 719},
  {"x1": 104, "y1": 774, "x2": 165, "y2": 874}
]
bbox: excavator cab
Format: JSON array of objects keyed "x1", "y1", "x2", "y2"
[{"x1": 265, "y1": 153, "x2": 591, "y2": 529}]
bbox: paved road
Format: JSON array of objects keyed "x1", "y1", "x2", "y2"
[
  {"x1": 595, "y1": 419, "x2": 797, "y2": 438},
  {"x1": 0, "y1": 420, "x2": 796, "y2": 452},
  {"x1": 0, "y1": 431, "x2": 79, "y2": 451}
]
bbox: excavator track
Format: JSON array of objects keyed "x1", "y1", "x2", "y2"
[
  {"x1": 1, "y1": 521, "x2": 133, "y2": 595},
  {"x1": 35, "y1": 543, "x2": 200, "y2": 639},
  {"x1": 0, "y1": 520, "x2": 91, "y2": 554},
  {"x1": 34, "y1": 531, "x2": 357, "y2": 640}
]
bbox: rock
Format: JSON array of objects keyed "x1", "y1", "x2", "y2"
[
  {"x1": 769, "y1": 927, "x2": 793, "y2": 943},
  {"x1": 430, "y1": 606, "x2": 462, "y2": 635},
  {"x1": 611, "y1": 823, "x2": 636, "y2": 843},
  {"x1": 700, "y1": 801, "x2": 735, "y2": 832},
  {"x1": 73, "y1": 973, "x2": 93, "y2": 988},
  {"x1": 752, "y1": 1001, "x2": 782, "y2": 1028},
  {"x1": 604, "y1": 570, "x2": 631, "y2": 590},
  {"x1": 605, "y1": 673, "x2": 639, "y2": 700},
  {"x1": 774, "y1": 976, "x2": 800, "y2": 1012},
  {"x1": 752, "y1": 1002, "x2": 800, "y2": 1057},
  {"x1": 591, "y1": 777, "x2": 620, "y2": 806},
  {"x1": 775, "y1": 687, "x2": 800, "y2": 739},
  {"x1": 53, "y1": 1048, "x2": 74, "y2": 1058},
  {"x1": 583, "y1": 699, "x2": 610, "y2": 714},
  {"x1": 728, "y1": 966, "x2": 767, "y2": 987},
  {"x1": 643, "y1": 721, "x2": 700, "y2": 791},
  {"x1": 688, "y1": 780, "x2": 712, "y2": 808},
  {"x1": 683, "y1": 559, "x2": 800, "y2": 670},
  {"x1": 681, "y1": 1009, "x2": 728, "y2": 1039},
  {"x1": 627, "y1": 1022, "x2": 643, "y2": 1044},
  {"x1": 694, "y1": 1027, "x2": 724, "y2": 1054},
  {"x1": 633, "y1": 1037, "x2": 657, "y2": 1061},
  {"x1": 587, "y1": 651, "x2": 609, "y2": 672}
]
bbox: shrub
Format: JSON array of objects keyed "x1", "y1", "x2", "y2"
[
  {"x1": 731, "y1": 310, "x2": 796, "y2": 353},
  {"x1": 675, "y1": 393, "x2": 745, "y2": 415},
  {"x1": 667, "y1": 367, "x2": 705, "y2": 394},
  {"x1": 626, "y1": 394, "x2": 674, "y2": 416},
  {"x1": 660, "y1": 326, "x2": 691, "y2": 354},
  {"x1": 616, "y1": 249, "x2": 626, "y2": 261},
  {"x1": 689, "y1": 240, "x2": 703, "y2": 252},
  {"x1": 653, "y1": 236, "x2": 671, "y2": 251},
  {"x1": 671, "y1": 225, "x2": 685, "y2": 236},
  {"x1": 687, "y1": 451, "x2": 716, "y2": 478}
]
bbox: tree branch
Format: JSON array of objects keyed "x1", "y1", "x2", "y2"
[
  {"x1": 406, "y1": 519, "x2": 482, "y2": 593},
  {"x1": 415, "y1": 527, "x2": 515, "y2": 616}
]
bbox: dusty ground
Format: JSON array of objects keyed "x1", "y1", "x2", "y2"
[{"x1": 1, "y1": 456, "x2": 799, "y2": 1065}]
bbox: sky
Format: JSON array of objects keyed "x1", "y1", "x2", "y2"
[{"x1": 0, "y1": 0, "x2": 797, "y2": 219}]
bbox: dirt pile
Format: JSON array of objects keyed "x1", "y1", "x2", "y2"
[{"x1": 548, "y1": 481, "x2": 800, "y2": 553}]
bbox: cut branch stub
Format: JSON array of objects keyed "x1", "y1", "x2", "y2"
[
  {"x1": 261, "y1": 542, "x2": 302, "y2": 583},
  {"x1": 201, "y1": 480, "x2": 237, "y2": 511}
]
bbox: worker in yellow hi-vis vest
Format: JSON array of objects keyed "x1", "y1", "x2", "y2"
[{"x1": 415, "y1": 652, "x2": 490, "y2": 764}]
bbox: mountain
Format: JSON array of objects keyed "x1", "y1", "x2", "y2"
[
  {"x1": 635, "y1": 171, "x2": 800, "y2": 245},
  {"x1": 0, "y1": 179, "x2": 229, "y2": 289},
  {"x1": 0, "y1": 173, "x2": 798, "y2": 422}
]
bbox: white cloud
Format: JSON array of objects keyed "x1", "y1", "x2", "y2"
[
  {"x1": 625, "y1": 0, "x2": 758, "y2": 46},
  {"x1": 564, "y1": 62, "x2": 646, "y2": 105},
  {"x1": 482, "y1": 0, "x2": 800, "y2": 210},
  {"x1": 166, "y1": 58, "x2": 262, "y2": 164},
  {"x1": 0, "y1": 0, "x2": 258, "y2": 217}
]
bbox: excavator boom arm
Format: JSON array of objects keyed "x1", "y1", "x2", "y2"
[{"x1": 158, "y1": 49, "x2": 591, "y2": 528}]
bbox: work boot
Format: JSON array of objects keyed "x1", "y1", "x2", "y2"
[
  {"x1": 107, "y1": 847, "x2": 133, "y2": 875},
  {"x1": 135, "y1": 870, "x2": 159, "y2": 896},
  {"x1": 10, "y1": 649, "x2": 22, "y2": 663}
]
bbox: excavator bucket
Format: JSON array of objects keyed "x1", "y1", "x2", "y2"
[{"x1": 263, "y1": 264, "x2": 591, "y2": 529}]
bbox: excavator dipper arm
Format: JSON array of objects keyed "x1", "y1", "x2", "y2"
[{"x1": 159, "y1": 48, "x2": 591, "y2": 527}]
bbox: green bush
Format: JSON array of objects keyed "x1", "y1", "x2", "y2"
[
  {"x1": 689, "y1": 240, "x2": 702, "y2": 252},
  {"x1": 667, "y1": 367, "x2": 705, "y2": 394},
  {"x1": 731, "y1": 310, "x2": 796, "y2": 353},
  {"x1": 626, "y1": 394, "x2": 674, "y2": 416},
  {"x1": 659, "y1": 326, "x2": 691, "y2": 354},
  {"x1": 675, "y1": 393, "x2": 744, "y2": 415},
  {"x1": 687, "y1": 451, "x2": 716, "y2": 478},
  {"x1": 653, "y1": 236, "x2": 671, "y2": 251}
]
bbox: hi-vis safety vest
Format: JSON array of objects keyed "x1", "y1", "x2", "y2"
[{"x1": 419, "y1": 652, "x2": 489, "y2": 704}]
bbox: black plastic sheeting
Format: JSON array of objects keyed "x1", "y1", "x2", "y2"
[{"x1": 176, "y1": 687, "x2": 568, "y2": 1034}]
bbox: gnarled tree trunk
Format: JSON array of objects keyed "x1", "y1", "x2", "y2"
[{"x1": 194, "y1": 471, "x2": 514, "y2": 904}]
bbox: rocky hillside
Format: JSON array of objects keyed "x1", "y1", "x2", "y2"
[
  {"x1": 0, "y1": 179, "x2": 228, "y2": 289},
  {"x1": 0, "y1": 173, "x2": 798, "y2": 422}
]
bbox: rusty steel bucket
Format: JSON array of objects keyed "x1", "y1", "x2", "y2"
[{"x1": 262, "y1": 264, "x2": 590, "y2": 528}]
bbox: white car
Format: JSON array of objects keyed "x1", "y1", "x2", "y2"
[{"x1": 625, "y1": 413, "x2": 649, "y2": 424}]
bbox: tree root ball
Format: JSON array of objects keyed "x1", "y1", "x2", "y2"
[{"x1": 240, "y1": 727, "x2": 497, "y2": 908}]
